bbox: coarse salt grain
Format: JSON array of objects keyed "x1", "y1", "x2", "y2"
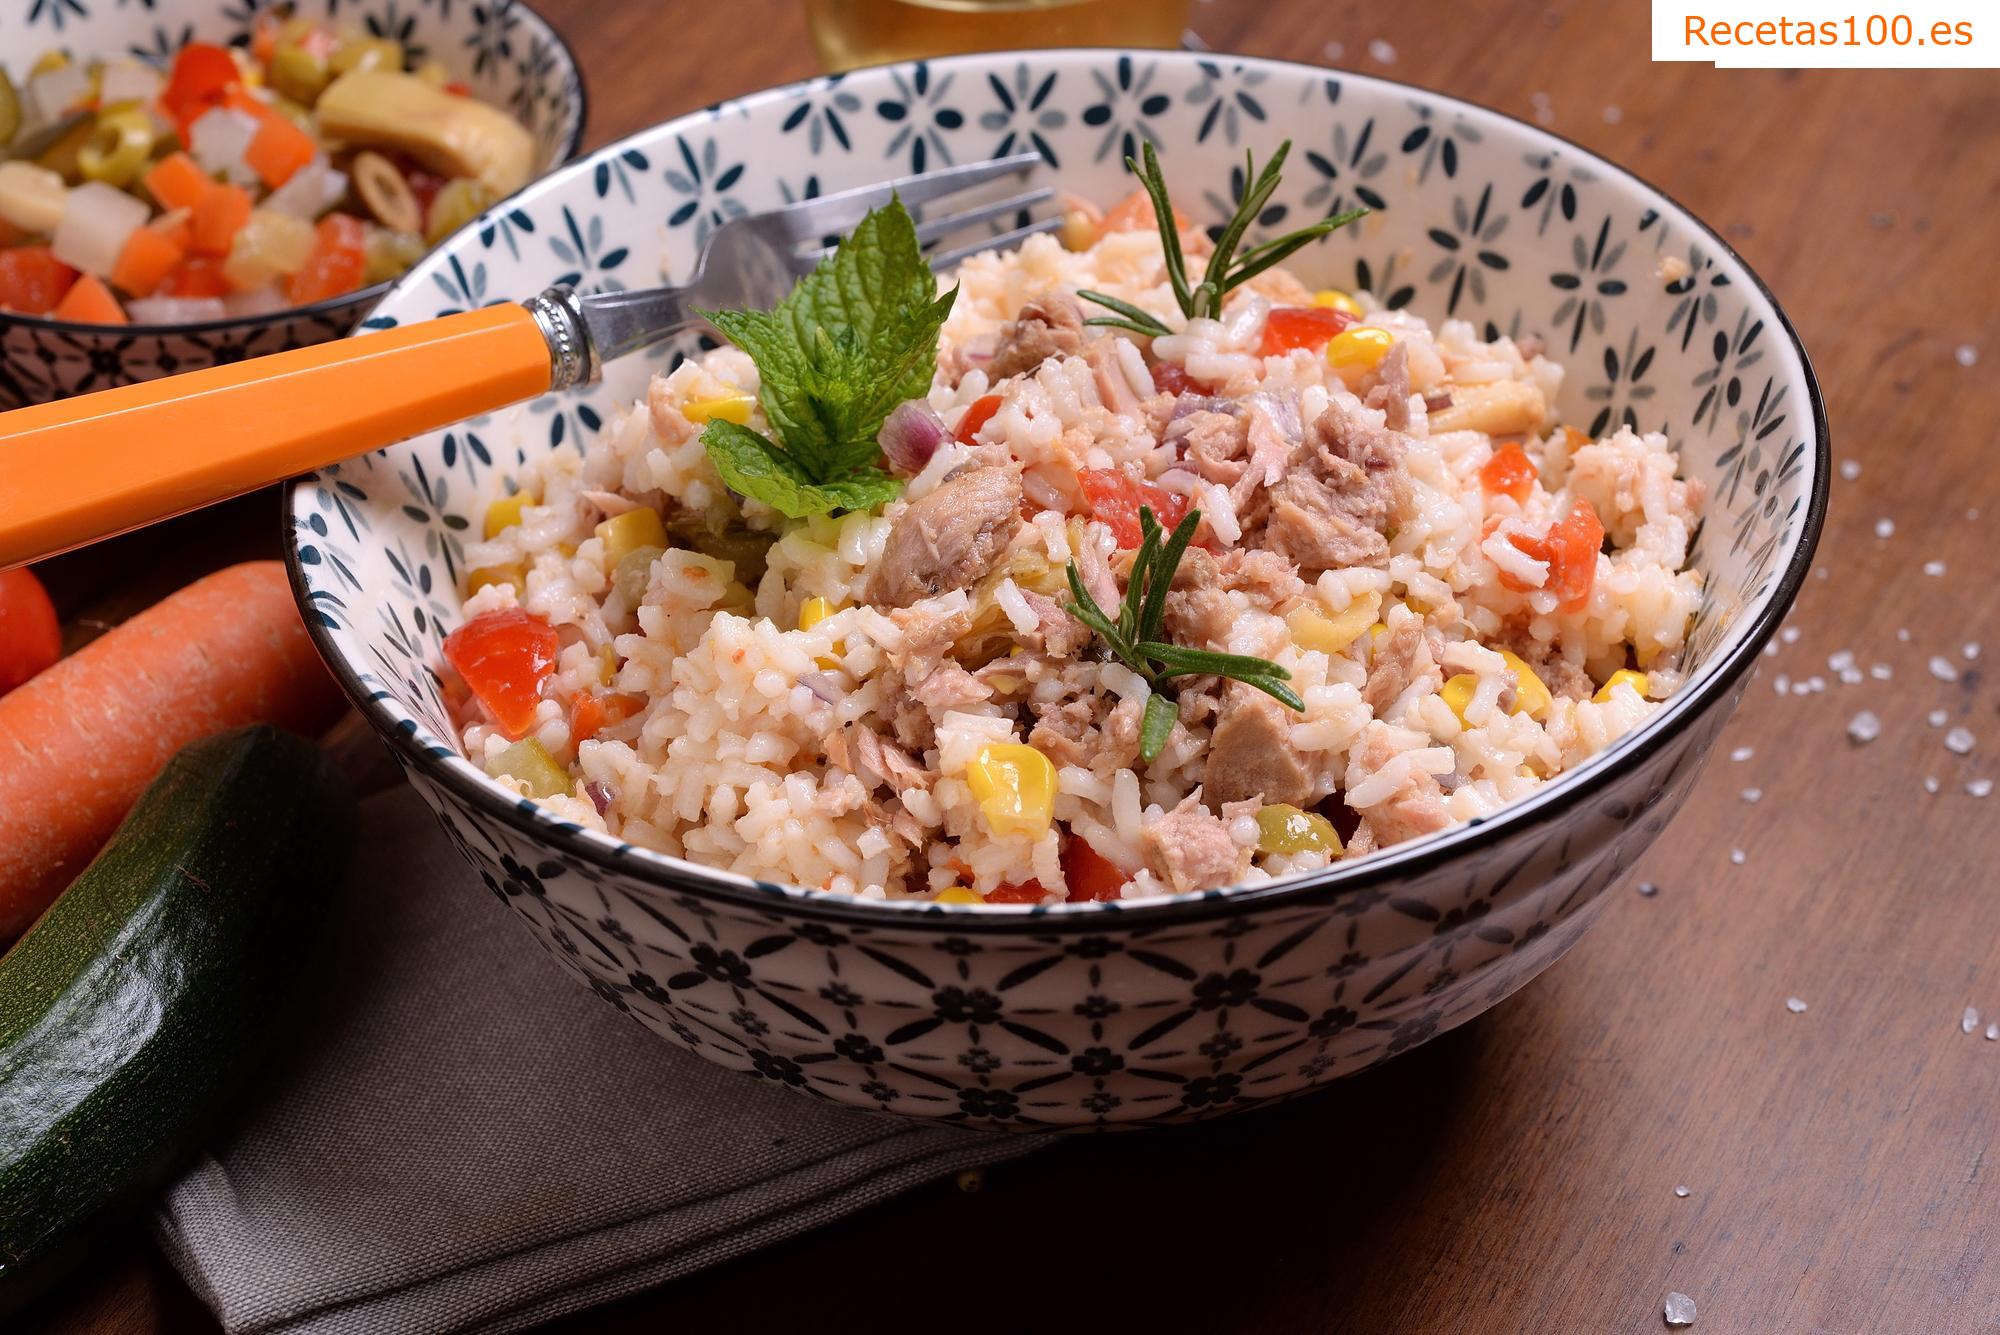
[
  {"x1": 1946, "y1": 727, "x2": 1975, "y2": 755},
  {"x1": 1665, "y1": 1292, "x2": 1698, "y2": 1326},
  {"x1": 1839, "y1": 459, "x2": 1862, "y2": 481},
  {"x1": 1781, "y1": 626, "x2": 1801, "y2": 645},
  {"x1": 1875, "y1": 518, "x2": 1895, "y2": 539},
  {"x1": 1870, "y1": 664, "x2": 1893, "y2": 681},
  {"x1": 1730, "y1": 848, "x2": 1747, "y2": 865},
  {"x1": 1786, "y1": 996, "x2": 1808, "y2": 1013},
  {"x1": 1637, "y1": 881, "x2": 1659, "y2": 897},
  {"x1": 1966, "y1": 643, "x2": 1982, "y2": 661},
  {"x1": 1924, "y1": 776, "x2": 1941, "y2": 794},
  {"x1": 1602, "y1": 105, "x2": 1623, "y2": 124},
  {"x1": 1923, "y1": 560, "x2": 1947, "y2": 577},
  {"x1": 1322, "y1": 39, "x2": 1345, "y2": 59},
  {"x1": 1773, "y1": 674, "x2": 1790, "y2": 695},
  {"x1": 1897, "y1": 628, "x2": 1912, "y2": 643},
  {"x1": 1741, "y1": 787, "x2": 1763, "y2": 803},
  {"x1": 1731, "y1": 746, "x2": 1754, "y2": 762},
  {"x1": 1828, "y1": 650, "x2": 1855, "y2": 673},
  {"x1": 1805, "y1": 675, "x2": 1827, "y2": 693},
  {"x1": 1929, "y1": 656, "x2": 1960, "y2": 683},
  {"x1": 1847, "y1": 710, "x2": 1881, "y2": 744},
  {"x1": 1963, "y1": 1007, "x2": 1980, "y2": 1034},
  {"x1": 1956, "y1": 343, "x2": 1979, "y2": 367},
  {"x1": 1987, "y1": 1023, "x2": 1999, "y2": 1041},
  {"x1": 1674, "y1": 1185, "x2": 1690, "y2": 1197},
  {"x1": 1368, "y1": 37, "x2": 1397, "y2": 63},
  {"x1": 1970, "y1": 779, "x2": 1995, "y2": 798},
  {"x1": 1839, "y1": 668, "x2": 1863, "y2": 685},
  {"x1": 1928, "y1": 709, "x2": 1949, "y2": 727}
]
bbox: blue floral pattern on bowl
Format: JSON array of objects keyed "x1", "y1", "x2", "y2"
[
  {"x1": 0, "y1": 0, "x2": 585, "y2": 408},
  {"x1": 284, "y1": 51, "x2": 1827, "y2": 1129}
]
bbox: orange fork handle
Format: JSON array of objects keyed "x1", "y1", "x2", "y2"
[{"x1": 0, "y1": 302, "x2": 553, "y2": 568}]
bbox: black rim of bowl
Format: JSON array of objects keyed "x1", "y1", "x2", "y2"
[
  {"x1": 0, "y1": 1, "x2": 589, "y2": 341},
  {"x1": 284, "y1": 51, "x2": 1831, "y2": 934}
]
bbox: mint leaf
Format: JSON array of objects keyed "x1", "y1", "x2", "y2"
[
  {"x1": 696, "y1": 195, "x2": 957, "y2": 519},
  {"x1": 703, "y1": 419, "x2": 902, "y2": 519}
]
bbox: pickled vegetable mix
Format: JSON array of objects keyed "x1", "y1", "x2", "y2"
[{"x1": 0, "y1": 20, "x2": 535, "y2": 323}]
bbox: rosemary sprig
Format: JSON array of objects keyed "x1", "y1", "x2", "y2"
[
  {"x1": 1077, "y1": 139, "x2": 1368, "y2": 339},
  {"x1": 1064, "y1": 506, "x2": 1303, "y2": 764}
]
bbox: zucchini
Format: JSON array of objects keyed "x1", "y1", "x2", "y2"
[{"x1": 0, "y1": 725, "x2": 355, "y2": 1314}]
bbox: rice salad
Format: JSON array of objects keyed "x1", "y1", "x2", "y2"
[{"x1": 446, "y1": 160, "x2": 1704, "y2": 906}]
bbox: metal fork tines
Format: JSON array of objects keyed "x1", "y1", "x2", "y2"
[{"x1": 530, "y1": 151, "x2": 1054, "y2": 389}]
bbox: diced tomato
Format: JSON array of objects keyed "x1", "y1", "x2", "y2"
[
  {"x1": 568, "y1": 689, "x2": 640, "y2": 743},
  {"x1": 1496, "y1": 497, "x2": 1605, "y2": 612},
  {"x1": 160, "y1": 43, "x2": 242, "y2": 139},
  {"x1": 1060, "y1": 837, "x2": 1128, "y2": 903},
  {"x1": 159, "y1": 256, "x2": 231, "y2": 298},
  {"x1": 0, "y1": 247, "x2": 79, "y2": 316},
  {"x1": 1258, "y1": 304, "x2": 1356, "y2": 357},
  {"x1": 110, "y1": 225, "x2": 187, "y2": 299},
  {"x1": 244, "y1": 111, "x2": 317, "y2": 189},
  {"x1": 444, "y1": 80, "x2": 473, "y2": 97},
  {"x1": 52, "y1": 273, "x2": 128, "y2": 325},
  {"x1": 0, "y1": 568, "x2": 62, "y2": 695},
  {"x1": 1077, "y1": 467, "x2": 1192, "y2": 550},
  {"x1": 1479, "y1": 440, "x2": 1538, "y2": 503},
  {"x1": 405, "y1": 166, "x2": 446, "y2": 224},
  {"x1": 443, "y1": 607, "x2": 561, "y2": 739},
  {"x1": 190, "y1": 181, "x2": 253, "y2": 256},
  {"x1": 287, "y1": 212, "x2": 368, "y2": 305},
  {"x1": 986, "y1": 881, "x2": 1047, "y2": 904},
  {"x1": 1101, "y1": 187, "x2": 1188, "y2": 235},
  {"x1": 1149, "y1": 362, "x2": 1191, "y2": 396},
  {"x1": 143, "y1": 153, "x2": 215, "y2": 214},
  {"x1": 955, "y1": 393, "x2": 1003, "y2": 444}
]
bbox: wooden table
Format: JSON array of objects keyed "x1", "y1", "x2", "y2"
[{"x1": 22, "y1": 1, "x2": 2000, "y2": 1330}]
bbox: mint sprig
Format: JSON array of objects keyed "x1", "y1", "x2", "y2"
[
  {"x1": 698, "y1": 197, "x2": 956, "y2": 518},
  {"x1": 1064, "y1": 506, "x2": 1303, "y2": 763}
]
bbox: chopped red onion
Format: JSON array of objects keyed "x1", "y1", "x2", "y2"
[
  {"x1": 879, "y1": 400, "x2": 949, "y2": 475},
  {"x1": 1167, "y1": 392, "x2": 1239, "y2": 425},
  {"x1": 584, "y1": 782, "x2": 614, "y2": 816},
  {"x1": 798, "y1": 672, "x2": 845, "y2": 704},
  {"x1": 1244, "y1": 388, "x2": 1303, "y2": 445}
]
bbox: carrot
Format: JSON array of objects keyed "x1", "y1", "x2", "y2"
[
  {"x1": 51, "y1": 273, "x2": 129, "y2": 324},
  {"x1": 0, "y1": 562, "x2": 345, "y2": 941},
  {"x1": 143, "y1": 152, "x2": 215, "y2": 215},
  {"x1": 110, "y1": 224, "x2": 186, "y2": 298},
  {"x1": 190, "y1": 181, "x2": 252, "y2": 256},
  {"x1": 244, "y1": 112, "x2": 316, "y2": 189}
]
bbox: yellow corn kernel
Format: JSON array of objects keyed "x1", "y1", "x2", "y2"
[
  {"x1": 1499, "y1": 649, "x2": 1554, "y2": 720},
  {"x1": 683, "y1": 393, "x2": 755, "y2": 426},
  {"x1": 594, "y1": 507, "x2": 668, "y2": 564},
  {"x1": 595, "y1": 644, "x2": 619, "y2": 685},
  {"x1": 484, "y1": 490, "x2": 532, "y2": 538},
  {"x1": 1312, "y1": 288, "x2": 1364, "y2": 318},
  {"x1": 1440, "y1": 673, "x2": 1478, "y2": 726},
  {"x1": 934, "y1": 886, "x2": 983, "y2": 905},
  {"x1": 965, "y1": 742, "x2": 1056, "y2": 839},
  {"x1": 1255, "y1": 803, "x2": 1343, "y2": 857},
  {"x1": 797, "y1": 596, "x2": 836, "y2": 631},
  {"x1": 1287, "y1": 592, "x2": 1381, "y2": 656},
  {"x1": 1327, "y1": 326, "x2": 1395, "y2": 375},
  {"x1": 1368, "y1": 622, "x2": 1390, "y2": 646},
  {"x1": 486, "y1": 738, "x2": 570, "y2": 799},
  {"x1": 1594, "y1": 668, "x2": 1649, "y2": 704},
  {"x1": 466, "y1": 563, "x2": 524, "y2": 594}
]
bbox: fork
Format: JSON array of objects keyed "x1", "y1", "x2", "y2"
[{"x1": 0, "y1": 152, "x2": 1054, "y2": 568}]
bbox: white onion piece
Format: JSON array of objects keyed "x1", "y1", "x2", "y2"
[
  {"x1": 263, "y1": 155, "x2": 347, "y2": 219},
  {"x1": 97, "y1": 60, "x2": 163, "y2": 107},
  {"x1": 189, "y1": 109, "x2": 264, "y2": 187},
  {"x1": 28, "y1": 64, "x2": 92, "y2": 122},
  {"x1": 223, "y1": 286, "x2": 289, "y2": 319},
  {"x1": 51, "y1": 182, "x2": 150, "y2": 277},
  {"x1": 127, "y1": 296, "x2": 229, "y2": 324},
  {"x1": 879, "y1": 399, "x2": 949, "y2": 474}
]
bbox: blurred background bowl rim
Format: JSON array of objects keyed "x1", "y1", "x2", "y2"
[
  {"x1": 284, "y1": 49, "x2": 1829, "y2": 932},
  {"x1": 0, "y1": 0, "x2": 590, "y2": 339}
]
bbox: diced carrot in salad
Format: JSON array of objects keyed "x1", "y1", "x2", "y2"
[
  {"x1": 286, "y1": 213, "x2": 368, "y2": 305},
  {"x1": 443, "y1": 607, "x2": 560, "y2": 739},
  {"x1": 51, "y1": 273, "x2": 128, "y2": 324},
  {"x1": 142, "y1": 154, "x2": 215, "y2": 215},
  {"x1": 985, "y1": 880, "x2": 1048, "y2": 904},
  {"x1": 110, "y1": 226, "x2": 186, "y2": 298},
  {"x1": 189, "y1": 182, "x2": 253, "y2": 256},
  {"x1": 159, "y1": 256, "x2": 231, "y2": 298},
  {"x1": 243, "y1": 109, "x2": 319, "y2": 189},
  {"x1": 1497, "y1": 496, "x2": 1605, "y2": 612},
  {"x1": 1479, "y1": 440, "x2": 1538, "y2": 502}
]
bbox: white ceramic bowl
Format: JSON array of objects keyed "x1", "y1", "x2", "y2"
[
  {"x1": 285, "y1": 51, "x2": 1826, "y2": 1129},
  {"x1": 0, "y1": 0, "x2": 585, "y2": 407}
]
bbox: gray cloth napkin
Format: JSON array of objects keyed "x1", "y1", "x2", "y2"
[{"x1": 154, "y1": 787, "x2": 1040, "y2": 1335}]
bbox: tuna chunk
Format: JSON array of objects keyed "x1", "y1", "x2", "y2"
[
  {"x1": 987, "y1": 291, "x2": 1086, "y2": 380},
  {"x1": 1142, "y1": 793, "x2": 1249, "y2": 893},
  {"x1": 1171, "y1": 408, "x2": 1249, "y2": 485},
  {"x1": 1204, "y1": 682, "x2": 1312, "y2": 807},
  {"x1": 1160, "y1": 547, "x2": 1236, "y2": 651},
  {"x1": 1346, "y1": 723, "x2": 1452, "y2": 849},
  {"x1": 867, "y1": 467, "x2": 1023, "y2": 608},
  {"x1": 1255, "y1": 402, "x2": 1412, "y2": 574},
  {"x1": 1022, "y1": 590, "x2": 1092, "y2": 656},
  {"x1": 1363, "y1": 616, "x2": 1427, "y2": 715}
]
